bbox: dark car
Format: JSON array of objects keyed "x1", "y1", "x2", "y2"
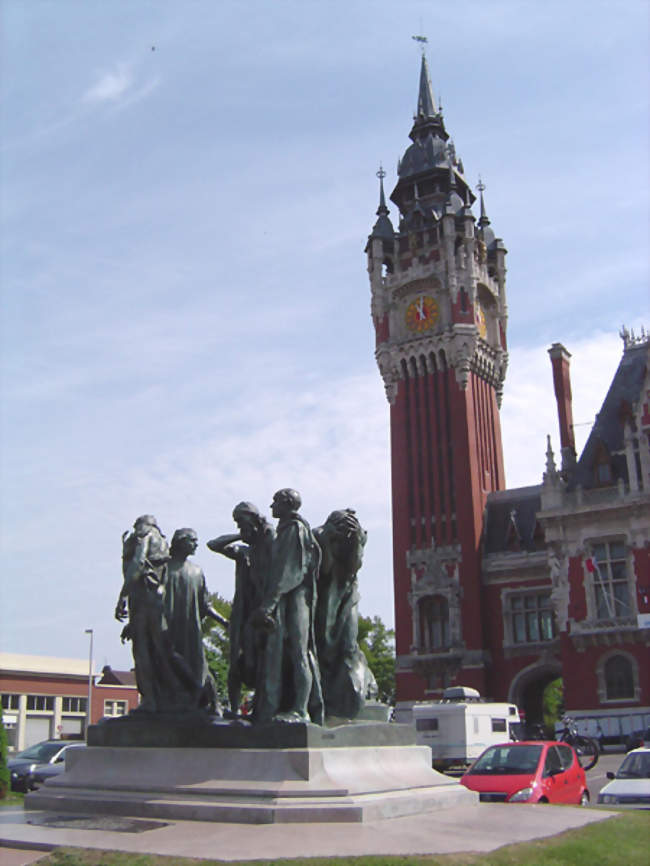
[
  {"x1": 624, "y1": 727, "x2": 650, "y2": 753},
  {"x1": 29, "y1": 761, "x2": 68, "y2": 789},
  {"x1": 8, "y1": 739, "x2": 85, "y2": 793},
  {"x1": 460, "y1": 741, "x2": 589, "y2": 805}
]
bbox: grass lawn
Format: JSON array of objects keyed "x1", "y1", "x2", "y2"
[
  {"x1": 0, "y1": 790, "x2": 25, "y2": 807},
  {"x1": 28, "y1": 811, "x2": 650, "y2": 866}
]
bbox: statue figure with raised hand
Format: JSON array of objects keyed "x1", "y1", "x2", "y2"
[
  {"x1": 165, "y1": 528, "x2": 227, "y2": 715},
  {"x1": 115, "y1": 515, "x2": 185, "y2": 713},
  {"x1": 253, "y1": 489, "x2": 323, "y2": 725},
  {"x1": 207, "y1": 503, "x2": 274, "y2": 718},
  {"x1": 314, "y1": 509, "x2": 378, "y2": 720}
]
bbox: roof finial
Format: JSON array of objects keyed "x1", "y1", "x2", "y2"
[
  {"x1": 376, "y1": 164, "x2": 389, "y2": 216},
  {"x1": 544, "y1": 434, "x2": 560, "y2": 485},
  {"x1": 412, "y1": 34, "x2": 428, "y2": 56},
  {"x1": 477, "y1": 175, "x2": 490, "y2": 227}
]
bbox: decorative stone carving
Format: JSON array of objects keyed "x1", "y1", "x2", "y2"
[
  {"x1": 407, "y1": 545, "x2": 463, "y2": 653},
  {"x1": 548, "y1": 546, "x2": 569, "y2": 632}
]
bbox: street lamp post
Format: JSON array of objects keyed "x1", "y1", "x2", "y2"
[{"x1": 84, "y1": 628, "x2": 93, "y2": 738}]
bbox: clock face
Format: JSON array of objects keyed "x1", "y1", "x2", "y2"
[
  {"x1": 475, "y1": 303, "x2": 487, "y2": 339},
  {"x1": 405, "y1": 295, "x2": 439, "y2": 332}
]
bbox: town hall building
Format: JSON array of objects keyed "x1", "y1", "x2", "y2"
[{"x1": 366, "y1": 54, "x2": 649, "y2": 738}]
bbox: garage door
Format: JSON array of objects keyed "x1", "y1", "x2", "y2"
[
  {"x1": 60, "y1": 716, "x2": 83, "y2": 736},
  {"x1": 25, "y1": 716, "x2": 52, "y2": 747}
]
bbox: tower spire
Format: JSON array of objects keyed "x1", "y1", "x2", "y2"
[
  {"x1": 416, "y1": 51, "x2": 437, "y2": 119},
  {"x1": 477, "y1": 176, "x2": 490, "y2": 227}
]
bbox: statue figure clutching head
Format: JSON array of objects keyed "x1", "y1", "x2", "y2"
[
  {"x1": 314, "y1": 508, "x2": 378, "y2": 719},
  {"x1": 207, "y1": 502, "x2": 274, "y2": 718}
]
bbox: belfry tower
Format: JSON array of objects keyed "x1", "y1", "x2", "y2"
[{"x1": 366, "y1": 55, "x2": 508, "y2": 701}]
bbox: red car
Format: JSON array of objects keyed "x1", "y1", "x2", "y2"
[{"x1": 460, "y1": 741, "x2": 589, "y2": 805}]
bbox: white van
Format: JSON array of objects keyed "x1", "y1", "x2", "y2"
[{"x1": 398, "y1": 687, "x2": 520, "y2": 770}]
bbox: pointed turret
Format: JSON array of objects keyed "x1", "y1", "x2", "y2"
[{"x1": 370, "y1": 165, "x2": 394, "y2": 241}]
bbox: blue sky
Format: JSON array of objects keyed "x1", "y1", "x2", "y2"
[{"x1": 1, "y1": 0, "x2": 648, "y2": 671}]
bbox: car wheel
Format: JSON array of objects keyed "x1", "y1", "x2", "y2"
[{"x1": 579, "y1": 790, "x2": 590, "y2": 807}]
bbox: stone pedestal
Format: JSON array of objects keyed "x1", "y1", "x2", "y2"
[{"x1": 25, "y1": 720, "x2": 477, "y2": 823}]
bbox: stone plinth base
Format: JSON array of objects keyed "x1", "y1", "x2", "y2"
[
  {"x1": 25, "y1": 742, "x2": 477, "y2": 823},
  {"x1": 87, "y1": 716, "x2": 411, "y2": 749}
]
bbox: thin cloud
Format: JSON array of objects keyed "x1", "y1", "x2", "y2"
[
  {"x1": 82, "y1": 63, "x2": 134, "y2": 103},
  {"x1": 81, "y1": 62, "x2": 160, "y2": 112}
]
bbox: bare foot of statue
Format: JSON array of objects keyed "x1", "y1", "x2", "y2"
[{"x1": 273, "y1": 710, "x2": 310, "y2": 724}]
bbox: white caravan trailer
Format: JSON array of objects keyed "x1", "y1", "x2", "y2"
[{"x1": 405, "y1": 687, "x2": 521, "y2": 769}]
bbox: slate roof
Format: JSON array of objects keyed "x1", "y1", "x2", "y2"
[
  {"x1": 569, "y1": 339, "x2": 648, "y2": 490},
  {"x1": 97, "y1": 665, "x2": 136, "y2": 687},
  {"x1": 483, "y1": 485, "x2": 543, "y2": 554}
]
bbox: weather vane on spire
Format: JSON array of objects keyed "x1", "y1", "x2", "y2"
[
  {"x1": 477, "y1": 175, "x2": 486, "y2": 194},
  {"x1": 412, "y1": 34, "x2": 428, "y2": 56}
]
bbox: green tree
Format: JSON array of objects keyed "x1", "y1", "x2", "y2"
[
  {"x1": 202, "y1": 592, "x2": 232, "y2": 705},
  {"x1": 0, "y1": 719, "x2": 9, "y2": 799},
  {"x1": 358, "y1": 614, "x2": 396, "y2": 705},
  {"x1": 543, "y1": 677, "x2": 564, "y2": 735}
]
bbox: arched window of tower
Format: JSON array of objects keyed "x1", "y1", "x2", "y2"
[{"x1": 418, "y1": 595, "x2": 450, "y2": 652}]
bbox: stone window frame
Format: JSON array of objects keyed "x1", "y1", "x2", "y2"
[
  {"x1": 583, "y1": 535, "x2": 636, "y2": 623},
  {"x1": 61, "y1": 696, "x2": 87, "y2": 714},
  {"x1": 103, "y1": 699, "x2": 128, "y2": 717},
  {"x1": 500, "y1": 586, "x2": 556, "y2": 648},
  {"x1": 417, "y1": 594, "x2": 451, "y2": 652},
  {"x1": 595, "y1": 650, "x2": 641, "y2": 704},
  {"x1": 26, "y1": 694, "x2": 54, "y2": 712}
]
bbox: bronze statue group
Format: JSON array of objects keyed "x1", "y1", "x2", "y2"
[{"x1": 115, "y1": 489, "x2": 377, "y2": 726}]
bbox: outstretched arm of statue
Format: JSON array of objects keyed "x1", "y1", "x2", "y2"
[
  {"x1": 206, "y1": 534, "x2": 245, "y2": 562},
  {"x1": 206, "y1": 605, "x2": 229, "y2": 630}
]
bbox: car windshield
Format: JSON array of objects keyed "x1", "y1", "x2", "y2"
[
  {"x1": 469, "y1": 744, "x2": 543, "y2": 775},
  {"x1": 15, "y1": 742, "x2": 62, "y2": 762},
  {"x1": 616, "y1": 752, "x2": 650, "y2": 779}
]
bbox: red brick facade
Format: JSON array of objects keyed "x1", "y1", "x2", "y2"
[{"x1": 1, "y1": 655, "x2": 139, "y2": 751}]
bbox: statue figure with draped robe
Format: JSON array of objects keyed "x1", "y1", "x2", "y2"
[
  {"x1": 314, "y1": 509, "x2": 378, "y2": 719},
  {"x1": 165, "y1": 527, "x2": 227, "y2": 714},
  {"x1": 252, "y1": 489, "x2": 324, "y2": 724}
]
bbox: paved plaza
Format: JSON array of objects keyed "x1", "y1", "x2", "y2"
[{"x1": 1, "y1": 802, "x2": 618, "y2": 863}]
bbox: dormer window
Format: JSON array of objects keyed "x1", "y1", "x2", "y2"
[
  {"x1": 596, "y1": 462, "x2": 612, "y2": 484},
  {"x1": 593, "y1": 440, "x2": 613, "y2": 486}
]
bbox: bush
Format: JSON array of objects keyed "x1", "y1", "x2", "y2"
[{"x1": 0, "y1": 719, "x2": 9, "y2": 799}]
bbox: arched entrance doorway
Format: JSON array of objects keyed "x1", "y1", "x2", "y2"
[{"x1": 508, "y1": 660, "x2": 562, "y2": 732}]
